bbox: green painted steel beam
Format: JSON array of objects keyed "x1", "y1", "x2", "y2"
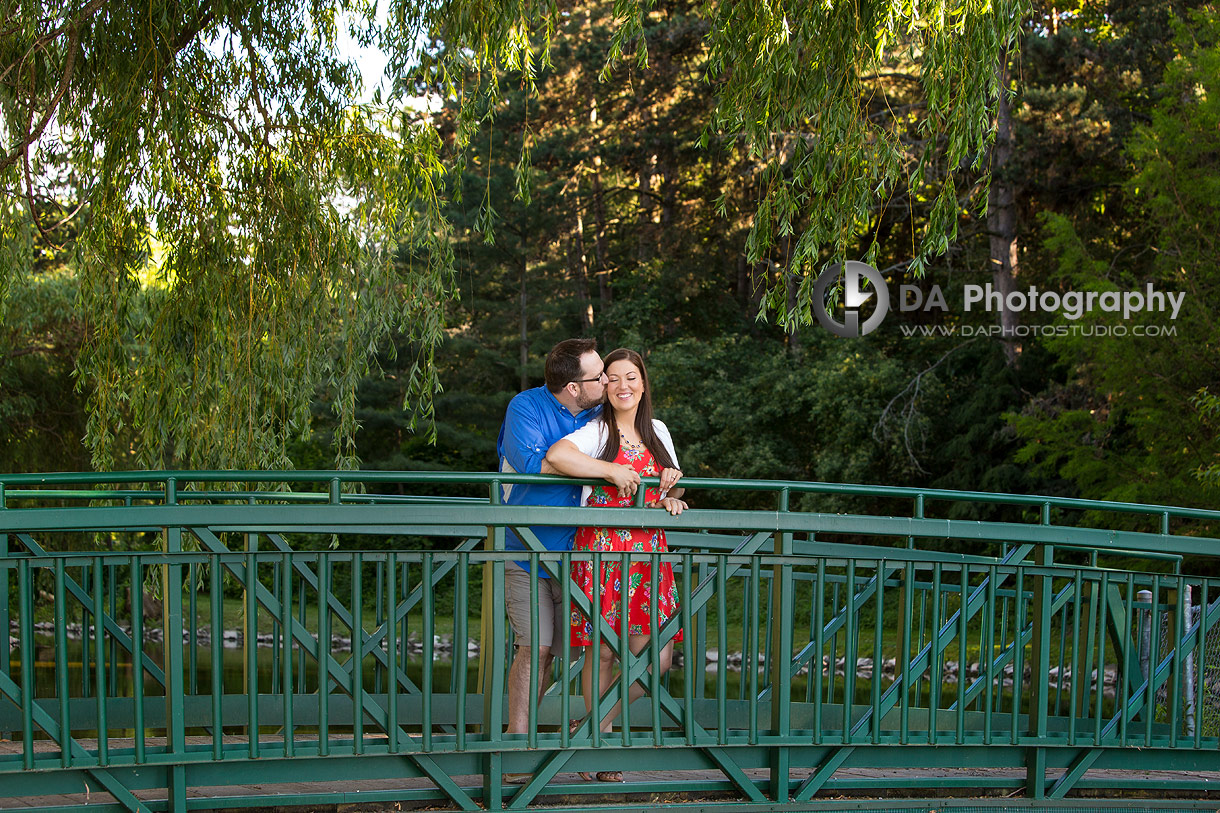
[
  {"x1": 3, "y1": 470, "x2": 1217, "y2": 527},
  {"x1": 2, "y1": 503, "x2": 1217, "y2": 559}
]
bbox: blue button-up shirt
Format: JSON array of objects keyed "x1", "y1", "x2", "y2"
[{"x1": 496, "y1": 386, "x2": 602, "y2": 576}]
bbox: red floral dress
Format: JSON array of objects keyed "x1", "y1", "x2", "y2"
[{"x1": 570, "y1": 439, "x2": 683, "y2": 646}]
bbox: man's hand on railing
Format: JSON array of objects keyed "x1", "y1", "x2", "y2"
[{"x1": 605, "y1": 463, "x2": 642, "y2": 497}]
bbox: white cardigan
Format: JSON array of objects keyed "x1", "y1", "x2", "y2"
[{"x1": 559, "y1": 418, "x2": 680, "y2": 504}]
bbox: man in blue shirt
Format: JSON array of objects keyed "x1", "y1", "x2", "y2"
[{"x1": 496, "y1": 338, "x2": 606, "y2": 744}]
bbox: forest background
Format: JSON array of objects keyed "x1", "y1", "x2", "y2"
[{"x1": 2, "y1": 0, "x2": 1218, "y2": 535}]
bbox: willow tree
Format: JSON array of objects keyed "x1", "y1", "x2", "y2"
[{"x1": 1, "y1": 0, "x2": 1023, "y2": 470}]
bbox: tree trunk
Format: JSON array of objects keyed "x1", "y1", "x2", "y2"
[
  {"x1": 570, "y1": 191, "x2": 594, "y2": 332},
  {"x1": 591, "y1": 156, "x2": 611, "y2": 305},
  {"x1": 737, "y1": 253, "x2": 750, "y2": 306},
  {"x1": 636, "y1": 151, "x2": 656, "y2": 263},
  {"x1": 778, "y1": 235, "x2": 801, "y2": 357},
  {"x1": 988, "y1": 47, "x2": 1021, "y2": 366},
  {"x1": 660, "y1": 159, "x2": 676, "y2": 232},
  {"x1": 519, "y1": 258, "x2": 529, "y2": 391},
  {"x1": 635, "y1": 74, "x2": 656, "y2": 263}
]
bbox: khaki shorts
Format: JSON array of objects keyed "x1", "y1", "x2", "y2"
[{"x1": 504, "y1": 561, "x2": 567, "y2": 650}]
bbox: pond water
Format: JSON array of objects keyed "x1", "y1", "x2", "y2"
[{"x1": 15, "y1": 630, "x2": 986, "y2": 713}]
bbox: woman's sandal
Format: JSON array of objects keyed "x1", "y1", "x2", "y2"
[{"x1": 572, "y1": 721, "x2": 623, "y2": 783}]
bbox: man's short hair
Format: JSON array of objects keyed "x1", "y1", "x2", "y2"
[{"x1": 544, "y1": 338, "x2": 598, "y2": 392}]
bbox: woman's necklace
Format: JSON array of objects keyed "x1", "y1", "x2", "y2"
[{"x1": 619, "y1": 430, "x2": 642, "y2": 448}]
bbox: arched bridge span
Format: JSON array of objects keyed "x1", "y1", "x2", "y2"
[{"x1": 2, "y1": 471, "x2": 1219, "y2": 811}]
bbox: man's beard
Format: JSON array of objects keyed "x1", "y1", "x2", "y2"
[{"x1": 575, "y1": 391, "x2": 602, "y2": 411}]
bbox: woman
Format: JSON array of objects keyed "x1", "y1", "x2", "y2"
[{"x1": 545, "y1": 348, "x2": 687, "y2": 781}]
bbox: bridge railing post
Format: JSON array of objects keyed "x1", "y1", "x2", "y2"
[
  {"x1": 1026, "y1": 543, "x2": 1053, "y2": 798},
  {"x1": 769, "y1": 488, "x2": 793, "y2": 802},
  {"x1": 1180, "y1": 582, "x2": 1196, "y2": 740},
  {"x1": 481, "y1": 479, "x2": 505, "y2": 808},
  {"x1": 163, "y1": 524, "x2": 188, "y2": 813},
  {"x1": 894, "y1": 494, "x2": 923, "y2": 739},
  {"x1": 0, "y1": 497, "x2": 9, "y2": 742}
]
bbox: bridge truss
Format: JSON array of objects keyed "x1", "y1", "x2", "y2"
[{"x1": 2, "y1": 471, "x2": 1219, "y2": 811}]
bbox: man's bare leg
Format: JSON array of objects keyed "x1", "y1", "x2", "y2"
[{"x1": 507, "y1": 644, "x2": 553, "y2": 733}]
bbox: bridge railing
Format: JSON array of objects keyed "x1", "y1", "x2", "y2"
[{"x1": 2, "y1": 471, "x2": 1220, "y2": 812}]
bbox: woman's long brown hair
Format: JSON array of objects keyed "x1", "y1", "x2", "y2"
[{"x1": 596, "y1": 348, "x2": 678, "y2": 471}]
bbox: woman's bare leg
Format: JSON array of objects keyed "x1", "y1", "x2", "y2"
[
  {"x1": 578, "y1": 642, "x2": 616, "y2": 732},
  {"x1": 595, "y1": 635, "x2": 674, "y2": 730}
]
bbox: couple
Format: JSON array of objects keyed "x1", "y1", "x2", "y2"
[{"x1": 496, "y1": 338, "x2": 686, "y2": 782}]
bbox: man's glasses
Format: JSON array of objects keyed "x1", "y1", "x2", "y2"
[{"x1": 572, "y1": 370, "x2": 606, "y2": 384}]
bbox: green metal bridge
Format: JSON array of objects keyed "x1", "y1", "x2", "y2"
[{"x1": 3, "y1": 471, "x2": 1220, "y2": 813}]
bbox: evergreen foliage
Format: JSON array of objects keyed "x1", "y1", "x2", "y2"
[
  {"x1": 1011, "y1": 4, "x2": 1220, "y2": 514},
  {"x1": 2, "y1": 0, "x2": 1023, "y2": 468}
]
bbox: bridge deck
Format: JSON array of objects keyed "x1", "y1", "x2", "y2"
[
  {"x1": 6, "y1": 768, "x2": 1220, "y2": 811},
  {"x1": 4, "y1": 739, "x2": 1220, "y2": 811}
]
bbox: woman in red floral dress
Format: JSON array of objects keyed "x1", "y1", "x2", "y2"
[{"x1": 546, "y1": 348, "x2": 686, "y2": 779}]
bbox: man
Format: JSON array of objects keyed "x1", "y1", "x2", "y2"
[{"x1": 495, "y1": 338, "x2": 608, "y2": 749}]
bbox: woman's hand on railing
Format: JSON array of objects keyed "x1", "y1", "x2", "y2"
[{"x1": 650, "y1": 495, "x2": 688, "y2": 515}]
